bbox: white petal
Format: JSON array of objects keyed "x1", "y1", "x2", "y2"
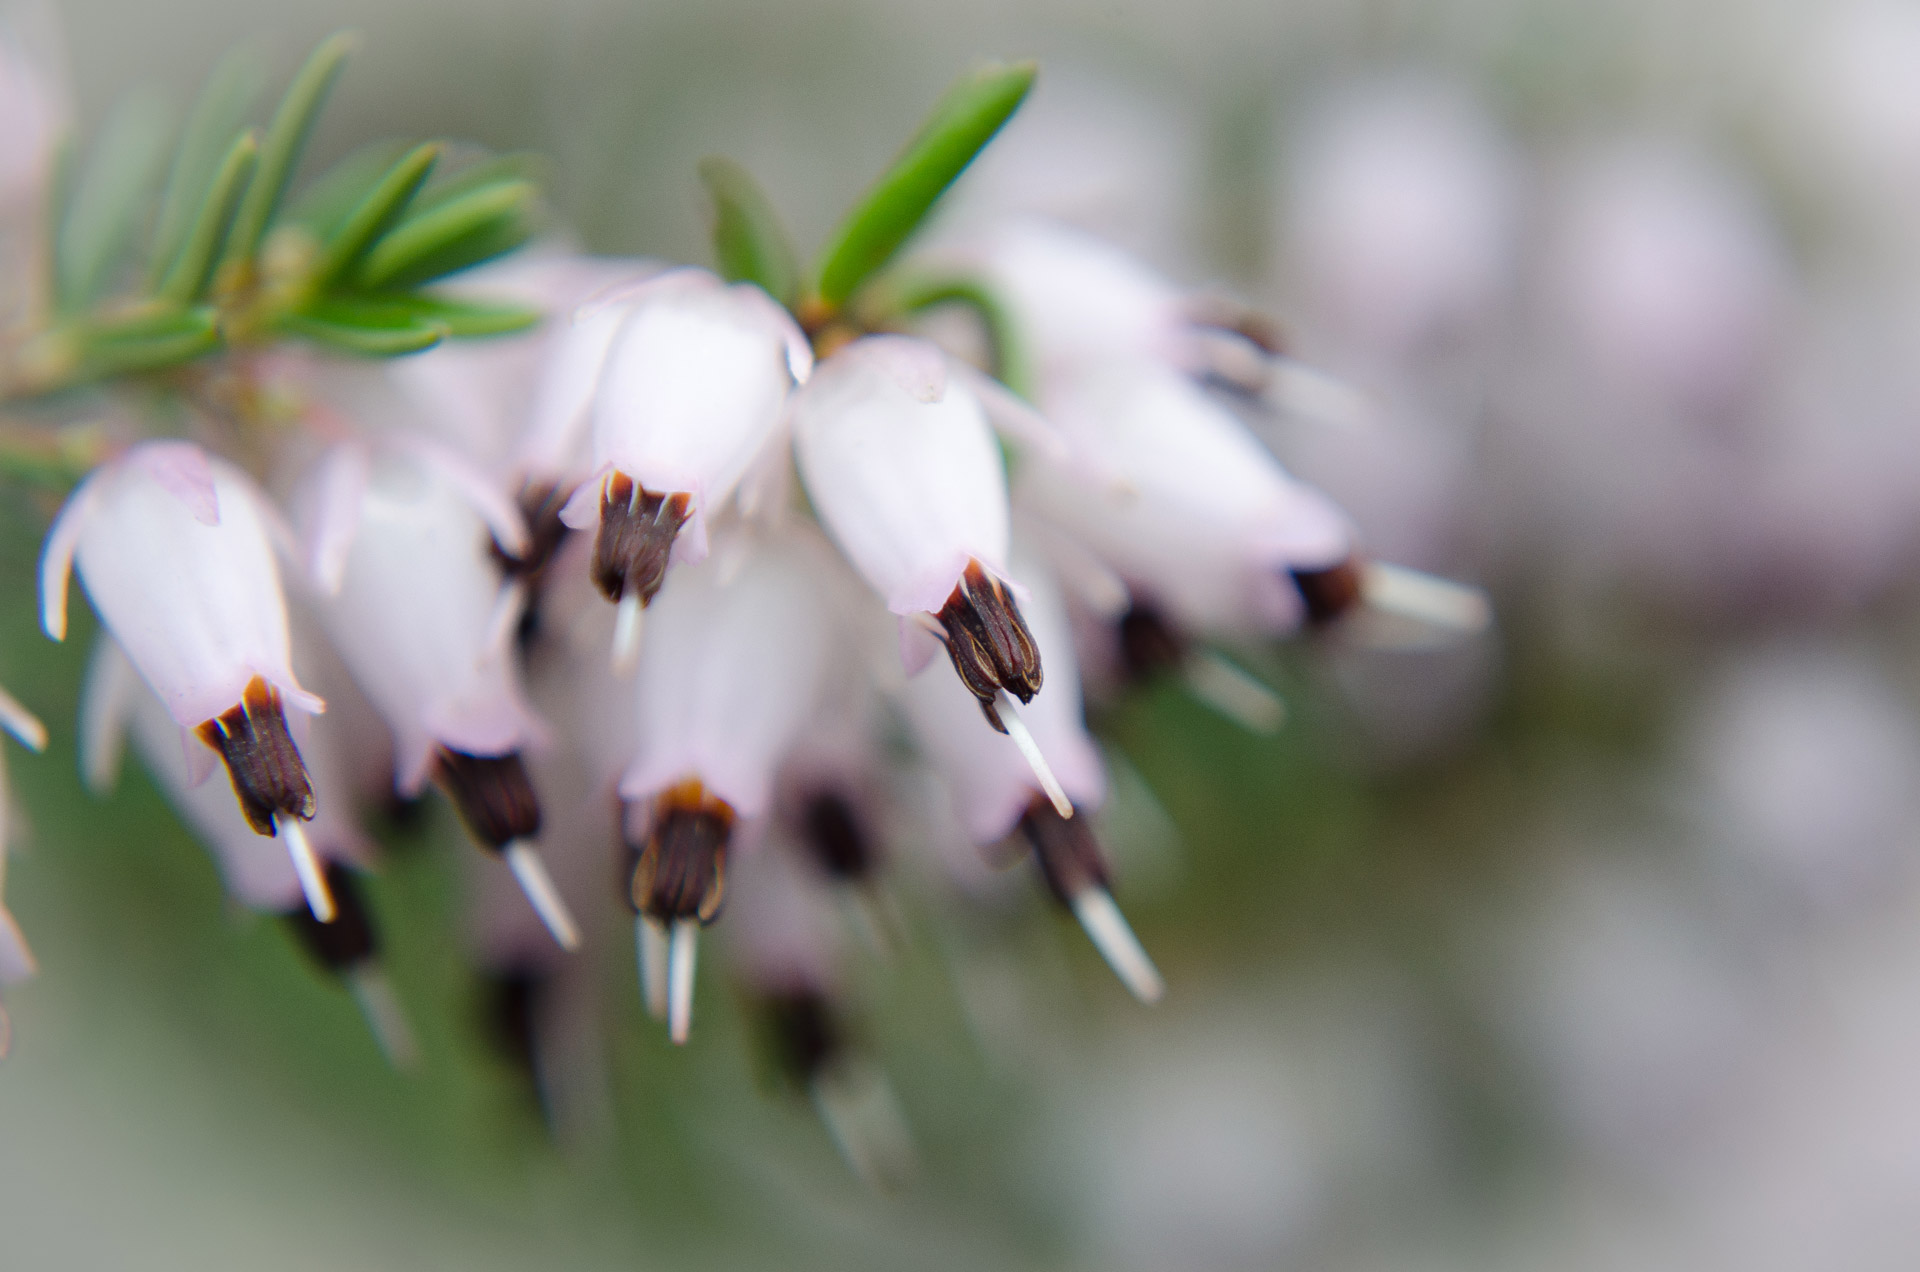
[
  {"x1": 793, "y1": 336, "x2": 1011, "y2": 615},
  {"x1": 620, "y1": 537, "x2": 835, "y2": 818},
  {"x1": 312, "y1": 452, "x2": 545, "y2": 774},
  {"x1": 1020, "y1": 363, "x2": 1351, "y2": 636},
  {"x1": 63, "y1": 444, "x2": 318, "y2": 726},
  {"x1": 589, "y1": 267, "x2": 796, "y2": 523}
]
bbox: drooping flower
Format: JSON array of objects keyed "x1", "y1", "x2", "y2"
[
  {"x1": 302, "y1": 443, "x2": 577, "y2": 950},
  {"x1": 539, "y1": 267, "x2": 812, "y2": 666},
  {"x1": 76, "y1": 635, "x2": 414, "y2": 1062},
  {"x1": 1020, "y1": 360, "x2": 1354, "y2": 639},
  {"x1": 0, "y1": 682, "x2": 45, "y2": 1058},
  {"x1": 900, "y1": 543, "x2": 1161, "y2": 1001},
  {"x1": 41, "y1": 440, "x2": 336, "y2": 920},
  {"x1": 791, "y1": 335, "x2": 1052, "y2": 740},
  {"x1": 617, "y1": 533, "x2": 836, "y2": 1041}
]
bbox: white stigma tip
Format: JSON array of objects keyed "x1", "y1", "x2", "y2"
[
  {"x1": 995, "y1": 691, "x2": 1074, "y2": 820},
  {"x1": 0, "y1": 686, "x2": 46, "y2": 753},
  {"x1": 637, "y1": 916, "x2": 669, "y2": 1019},
  {"x1": 811, "y1": 1058, "x2": 918, "y2": 1191},
  {"x1": 278, "y1": 817, "x2": 336, "y2": 924},
  {"x1": 611, "y1": 593, "x2": 644, "y2": 676},
  {"x1": 1269, "y1": 359, "x2": 1375, "y2": 429},
  {"x1": 1071, "y1": 888, "x2": 1164, "y2": 1003},
  {"x1": 1183, "y1": 653, "x2": 1286, "y2": 734},
  {"x1": 667, "y1": 920, "x2": 698, "y2": 1045},
  {"x1": 1361, "y1": 563, "x2": 1491, "y2": 633},
  {"x1": 505, "y1": 841, "x2": 582, "y2": 951},
  {"x1": 348, "y1": 966, "x2": 420, "y2": 1070}
]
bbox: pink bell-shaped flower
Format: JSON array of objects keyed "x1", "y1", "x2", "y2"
[
  {"x1": 41, "y1": 441, "x2": 335, "y2": 919},
  {"x1": 542, "y1": 267, "x2": 811, "y2": 666},
  {"x1": 793, "y1": 334, "x2": 1048, "y2": 727},
  {"x1": 901, "y1": 545, "x2": 1161, "y2": 1002},
  {"x1": 618, "y1": 534, "x2": 836, "y2": 1043}
]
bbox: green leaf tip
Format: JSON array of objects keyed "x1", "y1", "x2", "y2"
[
  {"x1": 224, "y1": 30, "x2": 359, "y2": 268},
  {"x1": 699, "y1": 156, "x2": 800, "y2": 307},
  {"x1": 351, "y1": 178, "x2": 538, "y2": 290},
  {"x1": 155, "y1": 129, "x2": 259, "y2": 304},
  {"x1": 283, "y1": 296, "x2": 449, "y2": 356},
  {"x1": 149, "y1": 48, "x2": 266, "y2": 286},
  {"x1": 317, "y1": 141, "x2": 442, "y2": 285},
  {"x1": 812, "y1": 60, "x2": 1036, "y2": 310}
]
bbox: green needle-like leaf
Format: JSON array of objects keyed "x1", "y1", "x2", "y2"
[
  {"x1": 400, "y1": 294, "x2": 542, "y2": 337},
  {"x1": 352, "y1": 179, "x2": 537, "y2": 290},
  {"x1": 316, "y1": 142, "x2": 441, "y2": 285},
  {"x1": 812, "y1": 61, "x2": 1035, "y2": 311},
  {"x1": 288, "y1": 140, "x2": 413, "y2": 238},
  {"x1": 283, "y1": 297, "x2": 449, "y2": 355},
  {"x1": 54, "y1": 93, "x2": 174, "y2": 313},
  {"x1": 79, "y1": 306, "x2": 223, "y2": 376},
  {"x1": 155, "y1": 130, "x2": 258, "y2": 304},
  {"x1": 224, "y1": 31, "x2": 357, "y2": 268},
  {"x1": 699, "y1": 156, "x2": 800, "y2": 306},
  {"x1": 148, "y1": 48, "x2": 265, "y2": 286}
]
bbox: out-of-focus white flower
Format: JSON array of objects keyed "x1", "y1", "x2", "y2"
[
  {"x1": 947, "y1": 66, "x2": 1203, "y2": 267},
  {"x1": 619, "y1": 534, "x2": 836, "y2": 1041},
  {"x1": 973, "y1": 220, "x2": 1191, "y2": 384},
  {"x1": 726, "y1": 842, "x2": 917, "y2": 1188},
  {"x1": 1682, "y1": 645, "x2": 1920, "y2": 912},
  {"x1": 903, "y1": 544, "x2": 1160, "y2": 1002},
  {"x1": 387, "y1": 251, "x2": 657, "y2": 474},
  {"x1": 1545, "y1": 142, "x2": 1786, "y2": 416},
  {"x1": 544, "y1": 268, "x2": 811, "y2": 661},
  {"x1": 1281, "y1": 80, "x2": 1518, "y2": 354},
  {"x1": 0, "y1": 681, "x2": 46, "y2": 1053},
  {"x1": 305, "y1": 444, "x2": 578, "y2": 951},
  {"x1": 0, "y1": 2, "x2": 62, "y2": 211},
  {"x1": 306, "y1": 445, "x2": 542, "y2": 794},
  {"x1": 1020, "y1": 361, "x2": 1351, "y2": 638}
]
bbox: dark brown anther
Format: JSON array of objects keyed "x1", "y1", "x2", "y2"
[
  {"x1": 480, "y1": 966, "x2": 545, "y2": 1092},
  {"x1": 1018, "y1": 796, "x2": 1110, "y2": 908},
  {"x1": 491, "y1": 479, "x2": 576, "y2": 581},
  {"x1": 195, "y1": 676, "x2": 315, "y2": 836},
  {"x1": 1186, "y1": 295, "x2": 1289, "y2": 358},
  {"x1": 589, "y1": 471, "x2": 692, "y2": 606},
  {"x1": 1291, "y1": 557, "x2": 1366, "y2": 626},
  {"x1": 760, "y1": 987, "x2": 842, "y2": 1086},
  {"x1": 937, "y1": 560, "x2": 1043, "y2": 729},
  {"x1": 799, "y1": 790, "x2": 878, "y2": 881},
  {"x1": 434, "y1": 748, "x2": 542, "y2": 849},
  {"x1": 1117, "y1": 601, "x2": 1190, "y2": 683},
  {"x1": 631, "y1": 780, "x2": 733, "y2": 923},
  {"x1": 284, "y1": 862, "x2": 378, "y2": 973}
]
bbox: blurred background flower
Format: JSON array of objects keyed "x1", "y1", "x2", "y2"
[{"x1": 7, "y1": 0, "x2": 1920, "y2": 1268}]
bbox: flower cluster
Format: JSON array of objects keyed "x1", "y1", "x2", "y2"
[{"x1": 0, "y1": 34, "x2": 1486, "y2": 1170}]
